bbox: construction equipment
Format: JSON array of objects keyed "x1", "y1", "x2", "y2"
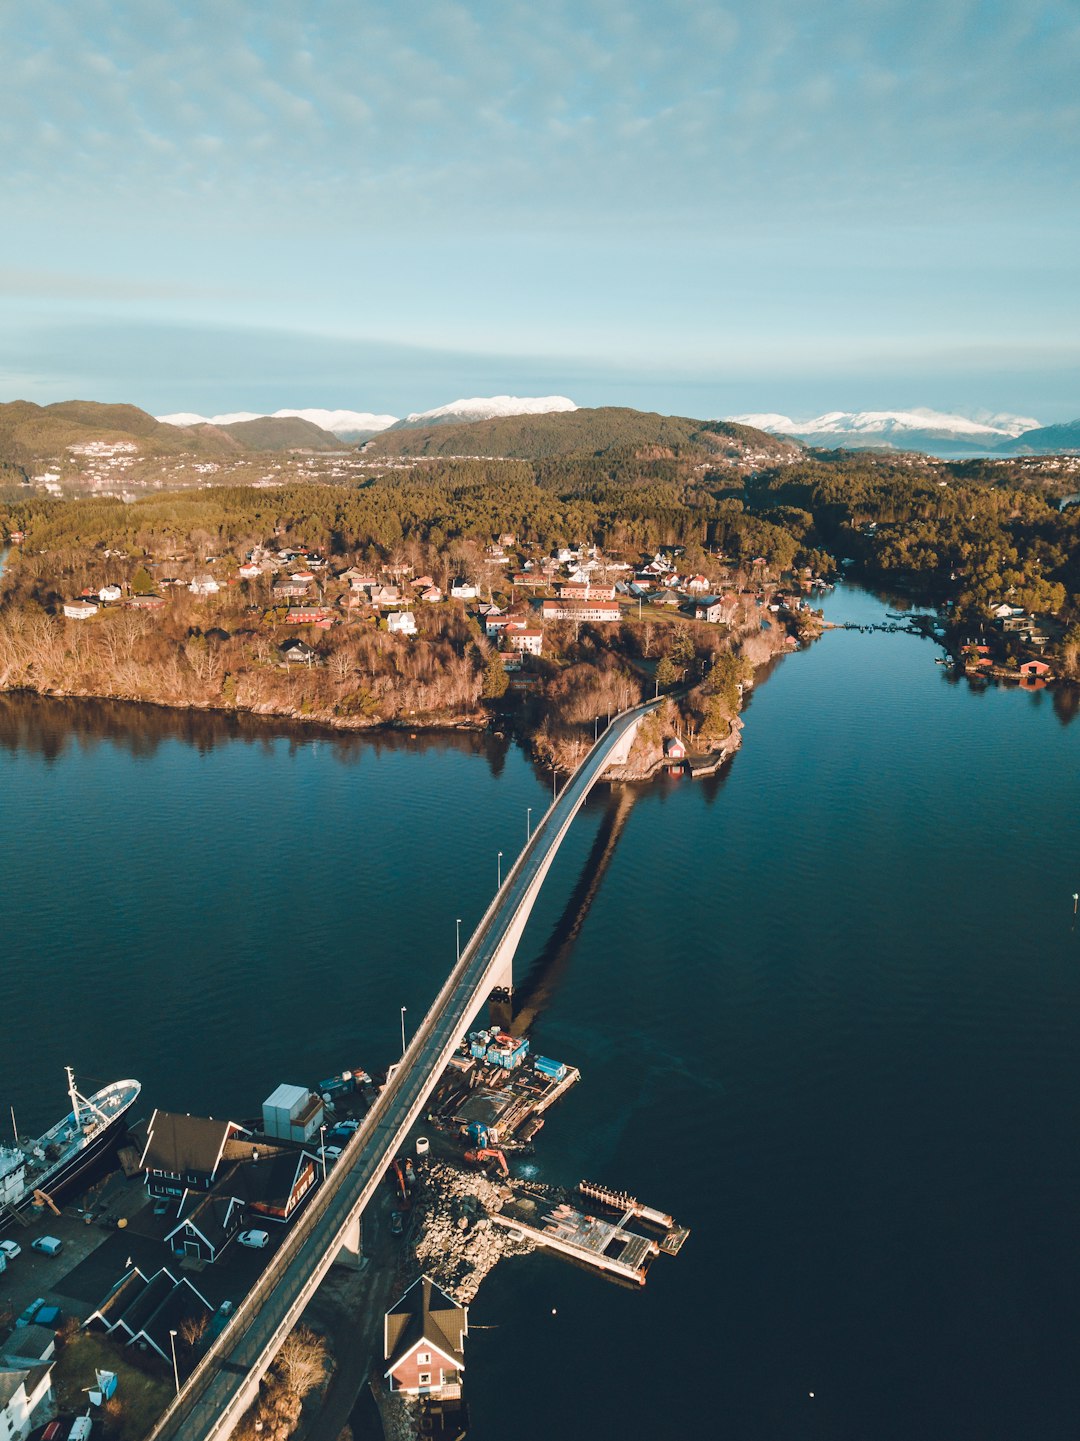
[
  {"x1": 387, "y1": 1157, "x2": 410, "y2": 1206},
  {"x1": 32, "y1": 1189, "x2": 61, "y2": 1217},
  {"x1": 464, "y1": 1147, "x2": 509, "y2": 1178}
]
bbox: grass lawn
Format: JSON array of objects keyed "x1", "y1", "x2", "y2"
[{"x1": 51, "y1": 1330, "x2": 172, "y2": 1441}]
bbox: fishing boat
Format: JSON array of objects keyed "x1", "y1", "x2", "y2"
[{"x1": 0, "y1": 1068, "x2": 141, "y2": 1229}]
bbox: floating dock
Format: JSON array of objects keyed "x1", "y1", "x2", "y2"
[{"x1": 489, "y1": 1180, "x2": 689, "y2": 1286}]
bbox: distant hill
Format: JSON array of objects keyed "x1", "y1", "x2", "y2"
[
  {"x1": 158, "y1": 407, "x2": 398, "y2": 441},
  {"x1": 0, "y1": 399, "x2": 234, "y2": 472},
  {"x1": 998, "y1": 419, "x2": 1080, "y2": 454},
  {"x1": 365, "y1": 405, "x2": 800, "y2": 463},
  {"x1": 211, "y1": 415, "x2": 345, "y2": 451}
]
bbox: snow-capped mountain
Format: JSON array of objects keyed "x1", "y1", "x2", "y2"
[
  {"x1": 728, "y1": 408, "x2": 1042, "y2": 455},
  {"x1": 157, "y1": 408, "x2": 399, "y2": 439},
  {"x1": 389, "y1": 395, "x2": 578, "y2": 430}
]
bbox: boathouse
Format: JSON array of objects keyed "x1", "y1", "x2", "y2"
[
  {"x1": 140, "y1": 1111, "x2": 251, "y2": 1205},
  {"x1": 384, "y1": 1276, "x2": 468, "y2": 1399}
]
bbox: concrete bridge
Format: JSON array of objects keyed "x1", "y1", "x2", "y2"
[{"x1": 144, "y1": 700, "x2": 658, "y2": 1441}]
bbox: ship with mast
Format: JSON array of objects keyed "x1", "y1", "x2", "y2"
[{"x1": 0, "y1": 1067, "x2": 141, "y2": 1229}]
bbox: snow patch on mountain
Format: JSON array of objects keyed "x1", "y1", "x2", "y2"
[
  {"x1": 396, "y1": 395, "x2": 578, "y2": 428},
  {"x1": 157, "y1": 408, "x2": 399, "y2": 437},
  {"x1": 728, "y1": 408, "x2": 1040, "y2": 441}
]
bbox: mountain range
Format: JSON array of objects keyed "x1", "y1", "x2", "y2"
[
  {"x1": 157, "y1": 396, "x2": 579, "y2": 442},
  {"x1": 725, "y1": 407, "x2": 1078, "y2": 456}
]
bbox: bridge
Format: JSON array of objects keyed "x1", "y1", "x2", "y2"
[{"x1": 145, "y1": 700, "x2": 658, "y2": 1441}]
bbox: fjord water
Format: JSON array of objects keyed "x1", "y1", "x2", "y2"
[{"x1": 2, "y1": 586, "x2": 1079, "y2": 1440}]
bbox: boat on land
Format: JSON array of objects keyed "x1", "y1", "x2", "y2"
[{"x1": 0, "y1": 1068, "x2": 141, "y2": 1230}]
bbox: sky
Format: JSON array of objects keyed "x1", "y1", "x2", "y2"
[{"x1": 1, "y1": 0, "x2": 1078, "y2": 423}]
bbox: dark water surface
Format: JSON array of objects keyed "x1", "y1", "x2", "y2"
[{"x1": 3, "y1": 587, "x2": 1079, "y2": 1440}]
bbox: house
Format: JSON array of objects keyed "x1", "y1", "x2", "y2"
[
  {"x1": 505, "y1": 627, "x2": 543, "y2": 657},
  {"x1": 420, "y1": 586, "x2": 442, "y2": 604},
  {"x1": 273, "y1": 576, "x2": 312, "y2": 600},
  {"x1": 281, "y1": 639, "x2": 317, "y2": 664},
  {"x1": 1018, "y1": 660, "x2": 1051, "y2": 679},
  {"x1": 540, "y1": 599, "x2": 621, "y2": 623},
  {"x1": 84, "y1": 1267, "x2": 212, "y2": 1362},
  {"x1": 411, "y1": 575, "x2": 435, "y2": 590},
  {"x1": 686, "y1": 575, "x2": 710, "y2": 593},
  {"x1": 384, "y1": 1276, "x2": 468, "y2": 1399},
  {"x1": 450, "y1": 581, "x2": 478, "y2": 600},
  {"x1": 0, "y1": 1364, "x2": 54, "y2": 1441},
  {"x1": 369, "y1": 585, "x2": 402, "y2": 608},
  {"x1": 98, "y1": 583, "x2": 123, "y2": 603},
  {"x1": 664, "y1": 736, "x2": 687, "y2": 760},
  {"x1": 139, "y1": 1110, "x2": 250, "y2": 1205},
  {"x1": 0, "y1": 1328, "x2": 55, "y2": 1370},
  {"x1": 166, "y1": 1190, "x2": 244, "y2": 1263},
  {"x1": 189, "y1": 575, "x2": 220, "y2": 596},
  {"x1": 62, "y1": 600, "x2": 98, "y2": 619},
  {"x1": 651, "y1": 587, "x2": 682, "y2": 608},
  {"x1": 285, "y1": 605, "x2": 333, "y2": 625},
  {"x1": 694, "y1": 595, "x2": 738, "y2": 625},
  {"x1": 485, "y1": 614, "x2": 515, "y2": 639},
  {"x1": 387, "y1": 611, "x2": 417, "y2": 636},
  {"x1": 238, "y1": 562, "x2": 261, "y2": 579},
  {"x1": 223, "y1": 1140, "x2": 321, "y2": 1224}
]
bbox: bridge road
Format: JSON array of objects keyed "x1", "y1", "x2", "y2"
[{"x1": 146, "y1": 699, "x2": 658, "y2": 1441}]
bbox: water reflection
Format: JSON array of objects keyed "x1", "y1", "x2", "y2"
[{"x1": 0, "y1": 692, "x2": 513, "y2": 770}]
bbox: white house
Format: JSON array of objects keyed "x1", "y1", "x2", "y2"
[
  {"x1": 99, "y1": 584, "x2": 123, "y2": 603},
  {"x1": 387, "y1": 611, "x2": 417, "y2": 636},
  {"x1": 189, "y1": 575, "x2": 220, "y2": 596},
  {"x1": 63, "y1": 600, "x2": 99, "y2": 619},
  {"x1": 450, "y1": 581, "x2": 478, "y2": 600},
  {"x1": 0, "y1": 1364, "x2": 54, "y2": 1441},
  {"x1": 506, "y1": 626, "x2": 543, "y2": 656}
]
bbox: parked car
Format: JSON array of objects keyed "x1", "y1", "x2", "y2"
[
  {"x1": 389, "y1": 1211, "x2": 404, "y2": 1236},
  {"x1": 237, "y1": 1230, "x2": 269, "y2": 1250},
  {"x1": 42, "y1": 1421, "x2": 66, "y2": 1441},
  {"x1": 31, "y1": 1235, "x2": 63, "y2": 1256},
  {"x1": 322, "y1": 1146, "x2": 343, "y2": 1164},
  {"x1": 0, "y1": 1239, "x2": 21, "y2": 1260},
  {"x1": 16, "y1": 1297, "x2": 45, "y2": 1327}
]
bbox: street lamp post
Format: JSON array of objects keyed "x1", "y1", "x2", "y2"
[
  {"x1": 526, "y1": 806, "x2": 532, "y2": 841},
  {"x1": 319, "y1": 1123, "x2": 326, "y2": 1179},
  {"x1": 497, "y1": 851, "x2": 503, "y2": 888},
  {"x1": 456, "y1": 917, "x2": 462, "y2": 963},
  {"x1": 169, "y1": 1329, "x2": 180, "y2": 1396},
  {"x1": 400, "y1": 1005, "x2": 407, "y2": 1057}
]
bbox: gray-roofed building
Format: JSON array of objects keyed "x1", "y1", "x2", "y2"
[
  {"x1": 84, "y1": 1266, "x2": 149, "y2": 1335},
  {"x1": 165, "y1": 1187, "x2": 244, "y2": 1264}
]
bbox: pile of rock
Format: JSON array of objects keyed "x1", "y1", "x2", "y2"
[{"x1": 410, "y1": 1159, "x2": 535, "y2": 1304}]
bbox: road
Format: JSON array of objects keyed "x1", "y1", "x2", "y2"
[{"x1": 145, "y1": 700, "x2": 657, "y2": 1441}]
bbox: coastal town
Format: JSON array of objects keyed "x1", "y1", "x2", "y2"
[{"x1": 0, "y1": 1011, "x2": 687, "y2": 1441}]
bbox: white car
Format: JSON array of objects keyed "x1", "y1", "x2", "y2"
[
  {"x1": 0, "y1": 1240, "x2": 21, "y2": 1261},
  {"x1": 237, "y1": 1229, "x2": 269, "y2": 1250}
]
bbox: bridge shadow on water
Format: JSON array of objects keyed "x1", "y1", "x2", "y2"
[{"x1": 490, "y1": 784, "x2": 636, "y2": 1037}]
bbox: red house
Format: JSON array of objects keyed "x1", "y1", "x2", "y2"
[
  {"x1": 384, "y1": 1276, "x2": 467, "y2": 1399},
  {"x1": 1018, "y1": 660, "x2": 1051, "y2": 679}
]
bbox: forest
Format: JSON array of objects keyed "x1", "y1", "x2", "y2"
[{"x1": 1, "y1": 444, "x2": 1077, "y2": 753}]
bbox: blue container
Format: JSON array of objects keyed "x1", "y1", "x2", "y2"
[{"x1": 534, "y1": 1056, "x2": 568, "y2": 1082}]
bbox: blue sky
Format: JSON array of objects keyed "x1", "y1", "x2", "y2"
[{"x1": 2, "y1": 0, "x2": 1078, "y2": 421}]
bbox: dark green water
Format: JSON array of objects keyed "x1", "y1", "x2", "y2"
[{"x1": 2, "y1": 586, "x2": 1079, "y2": 1439}]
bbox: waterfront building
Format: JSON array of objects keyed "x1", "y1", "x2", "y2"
[{"x1": 384, "y1": 1276, "x2": 467, "y2": 1400}]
